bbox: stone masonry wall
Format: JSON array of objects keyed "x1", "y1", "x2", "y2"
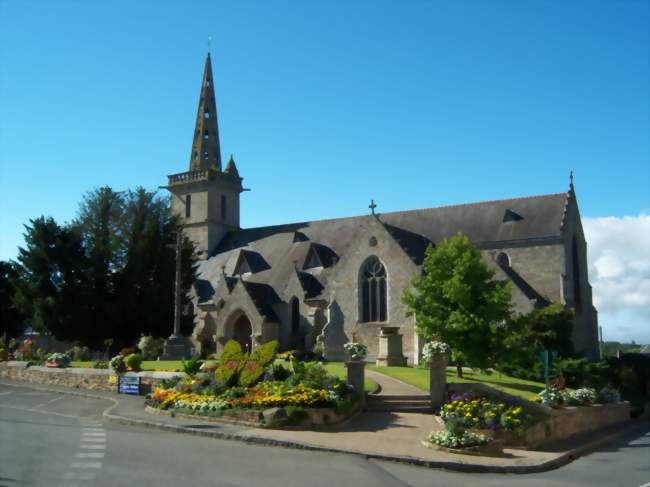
[{"x1": 0, "y1": 362, "x2": 184, "y2": 395}]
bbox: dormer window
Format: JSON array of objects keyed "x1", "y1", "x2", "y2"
[
  {"x1": 503, "y1": 209, "x2": 524, "y2": 222},
  {"x1": 233, "y1": 253, "x2": 252, "y2": 276},
  {"x1": 303, "y1": 246, "x2": 322, "y2": 269}
]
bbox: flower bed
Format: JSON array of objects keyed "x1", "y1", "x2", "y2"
[
  {"x1": 532, "y1": 386, "x2": 622, "y2": 408},
  {"x1": 145, "y1": 340, "x2": 360, "y2": 429},
  {"x1": 439, "y1": 393, "x2": 531, "y2": 432}
]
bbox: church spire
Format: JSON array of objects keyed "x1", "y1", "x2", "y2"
[{"x1": 189, "y1": 53, "x2": 222, "y2": 172}]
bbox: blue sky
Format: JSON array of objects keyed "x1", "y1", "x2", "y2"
[{"x1": 1, "y1": 1, "x2": 648, "y2": 342}]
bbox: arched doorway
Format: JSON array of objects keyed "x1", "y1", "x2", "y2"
[{"x1": 232, "y1": 314, "x2": 253, "y2": 353}]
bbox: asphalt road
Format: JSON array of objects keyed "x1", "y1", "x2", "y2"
[{"x1": 1, "y1": 383, "x2": 648, "y2": 487}]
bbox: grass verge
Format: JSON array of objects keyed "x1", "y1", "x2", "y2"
[{"x1": 366, "y1": 365, "x2": 543, "y2": 400}]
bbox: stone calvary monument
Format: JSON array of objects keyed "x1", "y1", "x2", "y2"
[{"x1": 162, "y1": 52, "x2": 600, "y2": 364}]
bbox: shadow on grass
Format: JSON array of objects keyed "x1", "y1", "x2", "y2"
[{"x1": 466, "y1": 376, "x2": 541, "y2": 395}]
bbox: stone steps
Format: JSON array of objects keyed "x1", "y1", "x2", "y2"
[{"x1": 366, "y1": 394, "x2": 432, "y2": 413}]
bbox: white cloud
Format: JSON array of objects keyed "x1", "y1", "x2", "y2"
[{"x1": 583, "y1": 214, "x2": 650, "y2": 344}]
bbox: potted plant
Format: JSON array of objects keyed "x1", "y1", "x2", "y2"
[
  {"x1": 46, "y1": 352, "x2": 71, "y2": 368},
  {"x1": 343, "y1": 342, "x2": 368, "y2": 361}
]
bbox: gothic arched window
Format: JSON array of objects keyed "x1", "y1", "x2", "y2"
[{"x1": 360, "y1": 256, "x2": 387, "y2": 323}]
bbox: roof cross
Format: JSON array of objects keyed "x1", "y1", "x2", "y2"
[{"x1": 369, "y1": 199, "x2": 377, "y2": 215}]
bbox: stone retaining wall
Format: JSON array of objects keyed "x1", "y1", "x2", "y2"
[
  {"x1": 448, "y1": 382, "x2": 631, "y2": 448},
  {"x1": 0, "y1": 361, "x2": 184, "y2": 394}
]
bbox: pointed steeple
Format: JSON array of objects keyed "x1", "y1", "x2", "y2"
[
  {"x1": 189, "y1": 53, "x2": 222, "y2": 172},
  {"x1": 224, "y1": 154, "x2": 239, "y2": 177}
]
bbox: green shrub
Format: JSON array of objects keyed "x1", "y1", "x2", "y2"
[
  {"x1": 181, "y1": 355, "x2": 202, "y2": 376},
  {"x1": 137, "y1": 336, "x2": 164, "y2": 360},
  {"x1": 0, "y1": 348, "x2": 7, "y2": 361},
  {"x1": 215, "y1": 341, "x2": 245, "y2": 385},
  {"x1": 252, "y1": 340, "x2": 278, "y2": 368},
  {"x1": 93, "y1": 359, "x2": 109, "y2": 369},
  {"x1": 125, "y1": 353, "x2": 143, "y2": 371},
  {"x1": 109, "y1": 355, "x2": 126, "y2": 374}
]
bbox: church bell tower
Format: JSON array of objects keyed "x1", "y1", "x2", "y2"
[{"x1": 165, "y1": 53, "x2": 244, "y2": 258}]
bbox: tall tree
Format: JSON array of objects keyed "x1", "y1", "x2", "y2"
[
  {"x1": 403, "y1": 233, "x2": 512, "y2": 376},
  {"x1": 0, "y1": 261, "x2": 26, "y2": 338},
  {"x1": 13, "y1": 217, "x2": 87, "y2": 340},
  {"x1": 74, "y1": 187, "x2": 123, "y2": 345}
]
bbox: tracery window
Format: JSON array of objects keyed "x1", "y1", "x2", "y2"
[{"x1": 360, "y1": 256, "x2": 387, "y2": 323}]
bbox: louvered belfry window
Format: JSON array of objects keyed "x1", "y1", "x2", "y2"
[{"x1": 360, "y1": 256, "x2": 387, "y2": 322}]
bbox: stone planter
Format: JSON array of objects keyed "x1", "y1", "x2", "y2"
[
  {"x1": 429, "y1": 353, "x2": 446, "y2": 409},
  {"x1": 421, "y1": 439, "x2": 504, "y2": 457},
  {"x1": 345, "y1": 360, "x2": 366, "y2": 408}
]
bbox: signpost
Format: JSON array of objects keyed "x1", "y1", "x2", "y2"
[
  {"x1": 118, "y1": 375, "x2": 141, "y2": 395},
  {"x1": 539, "y1": 350, "x2": 558, "y2": 405}
]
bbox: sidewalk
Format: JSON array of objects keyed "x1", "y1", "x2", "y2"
[{"x1": 1, "y1": 377, "x2": 645, "y2": 473}]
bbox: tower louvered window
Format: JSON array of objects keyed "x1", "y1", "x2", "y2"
[{"x1": 360, "y1": 256, "x2": 387, "y2": 323}]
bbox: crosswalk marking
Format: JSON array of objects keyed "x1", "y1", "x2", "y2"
[
  {"x1": 75, "y1": 452, "x2": 105, "y2": 459},
  {"x1": 62, "y1": 472, "x2": 96, "y2": 480},
  {"x1": 70, "y1": 462, "x2": 102, "y2": 469},
  {"x1": 80, "y1": 443, "x2": 106, "y2": 450},
  {"x1": 80, "y1": 437, "x2": 106, "y2": 443}
]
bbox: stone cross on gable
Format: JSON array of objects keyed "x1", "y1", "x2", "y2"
[{"x1": 369, "y1": 199, "x2": 377, "y2": 215}]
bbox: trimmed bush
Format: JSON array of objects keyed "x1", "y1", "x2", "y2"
[
  {"x1": 125, "y1": 353, "x2": 143, "y2": 371},
  {"x1": 215, "y1": 341, "x2": 245, "y2": 385}
]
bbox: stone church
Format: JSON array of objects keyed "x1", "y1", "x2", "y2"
[{"x1": 164, "y1": 54, "x2": 600, "y2": 364}]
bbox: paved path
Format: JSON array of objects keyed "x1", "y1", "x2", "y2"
[
  {"x1": 366, "y1": 369, "x2": 427, "y2": 396},
  {"x1": 1, "y1": 382, "x2": 649, "y2": 487}
]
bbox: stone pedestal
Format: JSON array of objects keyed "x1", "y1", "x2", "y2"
[
  {"x1": 375, "y1": 327, "x2": 407, "y2": 367},
  {"x1": 345, "y1": 360, "x2": 366, "y2": 408},
  {"x1": 429, "y1": 353, "x2": 446, "y2": 409},
  {"x1": 160, "y1": 334, "x2": 194, "y2": 360}
]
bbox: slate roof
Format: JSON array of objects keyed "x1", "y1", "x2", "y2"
[{"x1": 196, "y1": 192, "x2": 570, "y2": 309}]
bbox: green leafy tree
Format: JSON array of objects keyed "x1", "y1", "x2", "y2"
[
  {"x1": 403, "y1": 233, "x2": 512, "y2": 376},
  {"x1": 495, "y1": 304, "x2": 575, "y2": 381}
]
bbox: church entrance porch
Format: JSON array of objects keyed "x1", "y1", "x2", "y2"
[{"x1": 232, "y1": 315, "x2": 253, "y2": 353}]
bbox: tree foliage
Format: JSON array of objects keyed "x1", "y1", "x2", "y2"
[
  {"x1": 495, "y1": 304, "x2": 576, "y2": 381},
  {"x1": 0, "y1": 261, "x2": 26, "y2": 338},
  {"x1": 11, "y1": 187, "x2": 196, "y2": 349},
  {"x1": 403, "y1": 233, "x2": 512, "y2": 373}
]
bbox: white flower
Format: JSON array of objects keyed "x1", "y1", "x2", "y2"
[{"x1": 421, "y1": 341, "x2": 449, "y2": 363}]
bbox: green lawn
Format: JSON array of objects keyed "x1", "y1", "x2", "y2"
[
  {"x1": 70, "y1": 359, "x2": 378, "y2": 393},
  {"x1": 322, "y1": 362, "x2": 377, "y2": 393},
  {"x1": 71, "y1": 360, "x2": 183, "y2": 371},
  {"x1": 367, "y1": 365, "x2": 543, "y2": 400}
]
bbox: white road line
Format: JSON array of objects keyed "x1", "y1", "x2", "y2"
[
  {"x1": 80, "y1": 437, "x2": 106, "y2": 443},
  {"x1": 82, "y1": 432, "x2": 106, "y2": 436},
  {"x1": 80, "y1": 443, "x2": 106, "y2": 450},
  {"x1": 31, "y1": 394, "x2": 66, "y2": 409},
  {"x1": 0, "y1": 390, "x2": 14, "y2": 396},
  {"x1": 75, "y1": 452, "x2": 105, "y2": 459},
  {"x1": 62, "y1": 472, "x2": 96, "y2": 480},
  {"x1": 82, "y1": 427, "x2": 105, "y2": 431},
  {"x1": 70, "y1": 462, "x2": 102, "y2": 469},
  {"x1": 0, "y1": 403, "x2": 79, "y2": 419}
]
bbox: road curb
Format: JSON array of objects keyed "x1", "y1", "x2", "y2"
[{"x1": 1, "y1": 379, "x2": 644, "y2": 474}]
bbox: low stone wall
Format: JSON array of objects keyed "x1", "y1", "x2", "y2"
[
  {"x1": 448, "y1": 382, "x2": 631, "y2": 448},
  {"x1": 524, "y1": 402, "x2": 631, "y2": 448},
  {"x1": 0, "y1": 361, "x2": 184, "y2": 394}
]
